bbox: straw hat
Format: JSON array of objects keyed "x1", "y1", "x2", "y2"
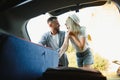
[{"x1": 69, "y1": 14, "x2": 80, "y2": 25}]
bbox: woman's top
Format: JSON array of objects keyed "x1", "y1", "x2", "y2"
[{"x1": 70, "y1": 26, "x2": 89, "y2": 53}]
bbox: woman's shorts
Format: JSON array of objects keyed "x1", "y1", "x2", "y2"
[{"x1": 76, "y1": 48, "x2": 94, "y2": 67}]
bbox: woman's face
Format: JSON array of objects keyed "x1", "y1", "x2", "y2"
[{"x1": 65, "y1": 18, "x2": 70, "y2": 30}]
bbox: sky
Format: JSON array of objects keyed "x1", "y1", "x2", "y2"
[{"x1": 27, "y1": 2, "x2": 120, "y2": 71}]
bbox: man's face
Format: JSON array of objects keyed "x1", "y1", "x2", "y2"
[{"x1": 48, "y1": 19, "x2": 60, "y2": 33}]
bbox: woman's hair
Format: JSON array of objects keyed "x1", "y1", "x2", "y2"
[{"x1": 66, "y1": 17, "x2": 81, "y2": 34}]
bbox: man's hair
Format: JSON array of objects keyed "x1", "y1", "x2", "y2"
[{"x1": 47, "y1": 16, "x2": 57, "y2": 23}]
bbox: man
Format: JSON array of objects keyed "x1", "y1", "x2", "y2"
[{"x1": 39, "y1": 16, "x2": 69, "y2": 67}]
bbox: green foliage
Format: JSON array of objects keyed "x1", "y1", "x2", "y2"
[
  {"x1": 66, "y1": 44, "x2": 75, "y2": 54},
  {"x1": 92, "y1": 53, "x2": 109, "y2": 71}
]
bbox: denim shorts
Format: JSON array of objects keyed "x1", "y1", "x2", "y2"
[{"x1": 76, "y1": 48, "x2": 94, "y2": 67}]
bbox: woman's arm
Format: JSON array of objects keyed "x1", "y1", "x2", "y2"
[
  {"x1": 58, "y1": 31, "x2": 70, "y2": 58},
  {"x1": 70, "y1": 33, "x2": 85, "y2": 50}
]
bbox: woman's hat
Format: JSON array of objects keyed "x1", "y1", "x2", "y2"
[{"x1": 69, "y1": 14, "x2": 80, "y2": 25}]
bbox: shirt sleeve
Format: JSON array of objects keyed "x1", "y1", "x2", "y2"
[
  {"x1": 39, "y1": 33, "x2": 47, "y2": 46},
  {"x1": 80, "y1": 26, "x2": 87, "y2": 38}
]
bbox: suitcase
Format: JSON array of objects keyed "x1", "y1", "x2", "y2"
[{"x1": 42, "y1": 67, "x2": 107, "y2": 80}]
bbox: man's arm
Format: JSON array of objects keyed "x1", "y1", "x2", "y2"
[{"x1": 39, "y1": 33, "x2": 47, "y2": 46}]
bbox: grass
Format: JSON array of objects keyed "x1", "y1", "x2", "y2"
[
  {"x1": 66, "y1": 52, "x2": 77, "y2": 67},
  {"x1": 101, "y1": 71, "x2": 120, "y2": 80},
  {"x1": 66, "y1": 52, "x2": 120, "y2": 80}
]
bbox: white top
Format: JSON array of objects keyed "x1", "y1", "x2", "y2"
[
  {"x1": 52, "y1": 33, "x2": 59, "y2": 49},
  {"x1": 70, "y1": 26, "x2": 89, "y2": 52}
]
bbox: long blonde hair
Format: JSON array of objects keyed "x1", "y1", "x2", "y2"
[{"x1": 66, "y1": 17, "x2": 81, "y2": 34}]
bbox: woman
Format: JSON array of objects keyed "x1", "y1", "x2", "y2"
[{"x1": 59, "y1": 14, "x2": 94, "y2": 69}]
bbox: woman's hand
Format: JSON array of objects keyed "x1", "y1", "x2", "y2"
[
  {"x1": 66, "y1": 30, "x2": 75, "y2": 38},
  {"x1": 66, "y1": 30, "x2": 71, "y2": 38}
]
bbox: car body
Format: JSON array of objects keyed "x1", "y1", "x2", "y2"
[
  {"x1": 0, "y1": 0, "x2": 119, "y2": 39},
  {"x1": 0, "y1": 0, "x2": 120, "y2": 80}
]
